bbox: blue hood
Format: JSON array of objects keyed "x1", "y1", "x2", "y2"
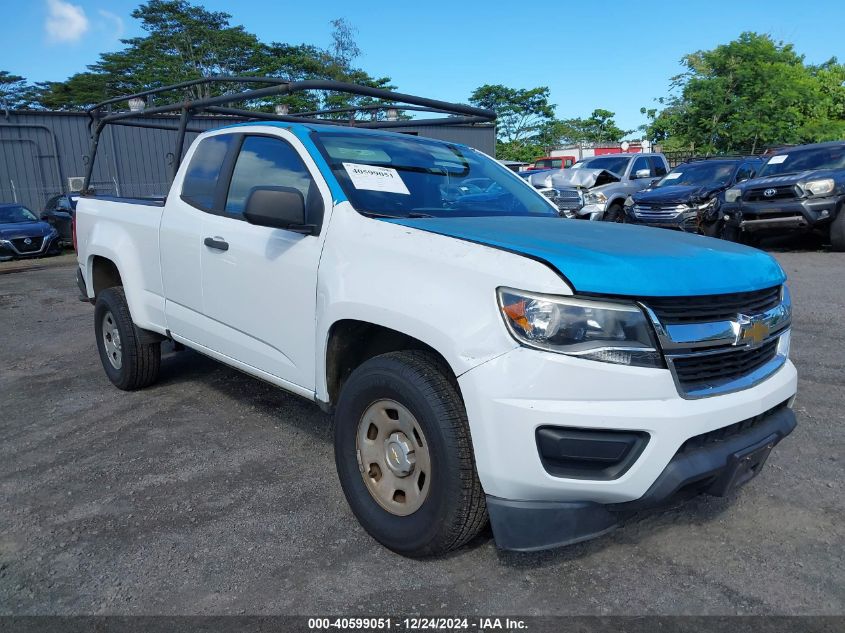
[{"x1": 384, "y1": 216, "x2": 785, "y2": 297}]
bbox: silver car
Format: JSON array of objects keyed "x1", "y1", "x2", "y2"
[{"x1": 528, "y1": 153, "x2": 669, "y2": 221}]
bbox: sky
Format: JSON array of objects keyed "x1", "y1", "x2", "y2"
[{"x1": 2, "y1": 0, "x2": 844, "y2": 134}]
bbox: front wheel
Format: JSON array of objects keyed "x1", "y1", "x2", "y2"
[
  {"x1": 94, "y1": 287, "x2": 161, "y2": 390},
  {"x1": 603, "y1": 202, "x2": 625, "y2": 223},
  {"x1": 830, "y1": 210, "x2": 845, "y2": 252},
  {"x1": 334, "y1": 351, "x2": 487, "y2": 557}
]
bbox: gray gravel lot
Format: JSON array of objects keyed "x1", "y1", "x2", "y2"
[{"x1": 0, "y1": 249, "x2": 842, "y2": 616}]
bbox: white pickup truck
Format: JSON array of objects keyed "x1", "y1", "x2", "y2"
[{"x1": 75, "y1": 88, "x2": 797, "y2": 557}]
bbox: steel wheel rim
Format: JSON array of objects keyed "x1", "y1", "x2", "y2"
[
  {"x1": 101, "y1": 311, "x2": 122, "y2": 370},
  {"x1": 356, "y1": 399, "x2": 431, "y2": 516}
]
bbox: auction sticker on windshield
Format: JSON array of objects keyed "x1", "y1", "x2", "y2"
[
  {"x1": 768, "y1": 155, "x2": 788, "y2": 164},
  {"x1": 343, "y1": 163, "x2": 410, "y2": 195},
  {"x1": 665, "y1": 172, "x2": 682, "y2": 180}
]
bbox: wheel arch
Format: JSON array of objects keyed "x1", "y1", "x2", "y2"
[{"x1": 322, "y1": 319, "x2": 459, "y2": 410}]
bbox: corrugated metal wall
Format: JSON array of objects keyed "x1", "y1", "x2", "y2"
[{"x1": 0, "y1": 111, "x2": 495, "y2": 212}]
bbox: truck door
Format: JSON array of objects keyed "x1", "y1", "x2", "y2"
[
  {"x1": 198, "y1": 132, "x2": 328, "y2": 392},
  {"x1": 161, "y1": 133, "x2": 240, "y2": 344}
]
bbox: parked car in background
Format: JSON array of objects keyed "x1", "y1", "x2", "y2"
[
  {"x1": 526, "y1": 155, "x2": 577, "y2": 171},
  {"x1": 528, "y1": 153, "x2": 668, "y2": 221},
  {"x1": 720, "y1": 141, "x2": 845, "y2": 250},
  {"x1": 41, "y1": 193, "x2": 79, "y2": 246},
  {"x1": 0, "y1": 203, "x2": 62, "y2": 261},
  {"x1": 625, "y1": 157, "x2": 763, "y2": 234}
]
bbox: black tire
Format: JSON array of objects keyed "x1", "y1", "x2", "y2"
[
  {"x1": 701, "y1": 219, "x2": 721, "y2": 238},
  {"x1": 830, "y1": 210, "x2": 845, "y2": 252},
  {"x1": 603, "y1": 202, "x2": 625, "y2": 223},
  {"x1": 720, "y1": 223, "x2": 741, "y2": 243},
  {"x1": 334, "y1": 350, "x2": 487, "y2": 557},
  {"x1": 94, "y1": 287, "x2": 160, "y2": 390}
]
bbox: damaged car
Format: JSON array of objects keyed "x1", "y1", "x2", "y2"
[
  {"x1": 624, "y1": 158, "x2": 763, "y2": 235},
  {"x1": 719, "y1": 141, "x2": 845, "y2": 250},
  {"x1": 527, "y1": 153, "x2": 668, "y2": 221}
]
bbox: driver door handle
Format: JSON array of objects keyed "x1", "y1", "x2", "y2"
[{"x1": 204, "y1": 237, "x2": 229, "y2": 251}]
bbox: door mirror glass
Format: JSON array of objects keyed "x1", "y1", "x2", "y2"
[{"x1": 243, "y1": 186, "x2": 312, "y2": 233}]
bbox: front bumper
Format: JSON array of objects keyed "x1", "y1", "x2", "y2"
[
  {"x1": 457, "y1": 346, "x2": 797, "y2": 550},
  {"x1": 486, "y1": 403, "x2": 796, "y2": 551},
  {"x1": 722, "y1": 196, "x2": 840, "y2": 233},
  {"x1": 0, "y1": 233, "x2": 60, "y2": 259}
]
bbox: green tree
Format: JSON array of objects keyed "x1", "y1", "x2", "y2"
[
  {"x1": 0, "y1": 71, "x2": 33, "y2": 109},
  {"x1": 642, "y1": 32, "x2": 845, "y2": 152},
  {"x1": 33, "y1": 0, "x2": 393, "y2": 114},
  {"x1": 547, "y1": 109, "x2": 632, "y2": 145},
  {"x1": 469, "y1": 84, "x2": 555, "y2": 160}
]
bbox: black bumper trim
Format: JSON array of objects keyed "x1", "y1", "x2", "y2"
[{"x1": 487, "y1": 405, "x2": 797, "y2": 552}]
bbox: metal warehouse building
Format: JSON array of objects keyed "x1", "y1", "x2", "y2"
[{"x1": 0, "y1": 110, "x2": 495, "y2": 212}]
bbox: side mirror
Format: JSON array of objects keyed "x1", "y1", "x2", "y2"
[
  {"x1": 243, "y1": 187, "x2": 314, "y2": 235},
  {"x1": 634, "y1": 168, "x2": 652, "y2": 179},
  {"x1": 649, "y1": 178, "x2": 662, "y2": 187}
]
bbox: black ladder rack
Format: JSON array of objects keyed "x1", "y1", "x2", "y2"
[{"x1": 82, "y1": 76, "x2": 496, "y2": 193}]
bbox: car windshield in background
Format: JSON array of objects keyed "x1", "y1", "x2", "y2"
[
  {"x1": 759, "y1": 146, "x2": 845, "y2": 177},
  {"x1": 0, "y1": 206, "x2": 38, "y2": 223},
  {"x1": 655, "y1": 162, "x2": 736, "y2": 188},
  {"x1": 312, "y1": 132, "x2": 557, "y2": 219},
  {"x1": 571, "y1": 156, "x2": 630, "y2": 176}
]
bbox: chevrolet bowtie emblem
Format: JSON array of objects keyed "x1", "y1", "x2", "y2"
[{"x1": 735, "y1": 314, "x2": 770, "y2": 346}]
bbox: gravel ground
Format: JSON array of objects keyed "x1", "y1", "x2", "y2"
[{"x1": 0, "y1": 249, "x2": 842, "y2": 616}]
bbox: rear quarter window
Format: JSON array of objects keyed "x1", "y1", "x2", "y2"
[{"x1": 181, "y1": 135, "x2": 238, "y2": 211}]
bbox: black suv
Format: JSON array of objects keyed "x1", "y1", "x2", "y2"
[
  {"x1": 41, "y1": 193, "x2": 78, "y2": 246},
  {"x1": 624, "y1": 157, "x2": 763, "y2": 235},
  {"x1": 720, "y1": 141, "x2": 845, "y2": 250}
]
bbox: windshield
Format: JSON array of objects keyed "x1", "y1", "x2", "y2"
[
  {"x1": 759, "y1": 145, "x2": 845, "y2": 177},
  {"x1": 312, "y1": 131, "x2": 557, "y2": 219},
  {"x1": 571, "y1": 156, "x2": 630, "y2": 176},
  {"x1": 0, "y1": 206, "x2": 38, "y2": 223},
  {"x1": 655, "y1": 162, "x2": 736, "y2": 188}
]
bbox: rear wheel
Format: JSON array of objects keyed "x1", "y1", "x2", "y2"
[
  {"x1": 334, "y1": 350, "x2": 487, "y2": 557},
  {"x1": 94, "y1": 287, "x2": 160, "y2": 390}
]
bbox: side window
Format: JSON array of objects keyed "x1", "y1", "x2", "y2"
[
  {"x1": 181, "y1": 135, "x2": 238, "y2": 211},
  {"x1": 57, "y1": 197, "x2": 72, "y2": 211},
  {"x1": 650, "y1": 157, "x2": 667, "y2": 177},
  {"x1": 225, "y1": 136, "x2": 317, "y2": 217},
  {"x1": 551, "y1": 159, "x2": 562, "y2": 168},
  {"x1": 631, "y1": 156, "x2": 650, "y2": 178},
  {"x1": 45, "y1": 196, "x2": 58, "y2": 211},
  {"x1": 735, "y1": 163, "x2": 757, "y2": 183}
]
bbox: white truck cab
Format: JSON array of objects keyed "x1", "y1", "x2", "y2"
[{"x1": 74, "y1": 81, "x2": 797, "y2": 556}]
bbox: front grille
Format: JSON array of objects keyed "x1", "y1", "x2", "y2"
[
  {"x1": 11, "y1": 236, "x2": 43, "y2": 253},
  {"x1": 644, "y1": 286, "x2": 781, "y2": 324},
  {"x1": 678, "y1": 400, "x2": 789, "y2": 454},
  {"x1": 744, "y1": 185, "x2": 798, "y2": 202},
  {"x1": 541, "y1": 189, "x2": 556, "y2": 199},
  {"x1": 671, "y1": 338, "x2": 779, "y2": 390},
  {"x1": 633, "y1": 204, "x2": 686, "y2": 220}
]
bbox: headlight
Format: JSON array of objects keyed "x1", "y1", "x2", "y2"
[
  {"x1": 497, "y1": 288, "x2": 663, "y2": 368},
  {"x1": 725, "y1": 187, "x2": 742, "y2": 203},
  {"x1": 623, "y1": 196, "x2": 634, "y2": 208},
  {"x1": 694, "y1": 198, "x2": 717, "y2": 210},
  {"x1": 803, "y1": 178, "x2": 834, "y2": 196},
  {"x1": 583, "y1": 191, "x2": 607, "y2": 206}
]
